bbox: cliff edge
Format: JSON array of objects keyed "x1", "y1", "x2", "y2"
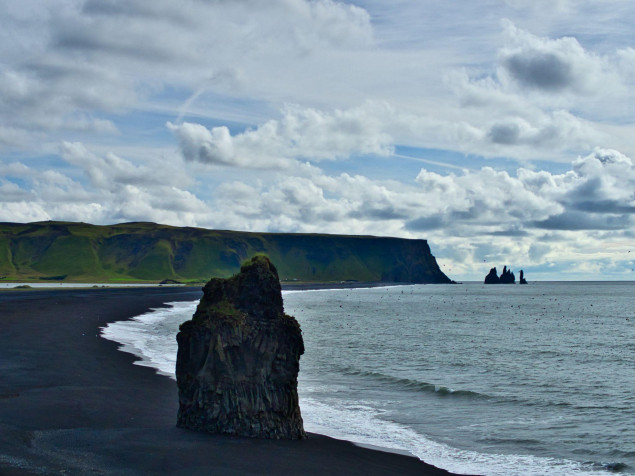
[
  {"x1": 0, "y1": 221, "x2": 452, "y2": 284},
  {"x1": 176, "y1": 255, "x2": 306, "y2": 439}
]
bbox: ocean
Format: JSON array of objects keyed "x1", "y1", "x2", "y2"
[{"x1": 101, "y1": 282, "x2": 634, "y2": 476}]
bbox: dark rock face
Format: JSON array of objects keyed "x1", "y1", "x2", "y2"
[
  {"x1": 484, "y1": 267, "x2": 500, "y2": 284},
  {"x1": 519, "y1": 270, "x2": 528, "y2": 284},
  {"x1": 484, "y1": 265, "x2": 516, "y2": 284},
  {"x1": 176, "y1": 255, "x2": 306, "y2": 439},
  {"x1": 499, "y1": 265, "x2": 516, "y2": 284}
]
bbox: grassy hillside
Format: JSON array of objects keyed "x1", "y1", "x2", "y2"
[{"x1": 0, "y1": 221, "x2": 451, "y2": 284}]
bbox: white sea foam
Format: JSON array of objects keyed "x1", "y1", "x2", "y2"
[
  {"x1": 299, "y1": 397, "x2": 609, "y2": 476},
  {"x1": 99, "y1": 295, "x2": 619, "y2": 476},
  {"x1": 101, "y1": 300, "x2": 195, "y2": 377}
]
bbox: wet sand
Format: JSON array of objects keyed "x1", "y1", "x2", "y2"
[{"x1": 0, "y1": 287, "x2": 464, "y2": 475}]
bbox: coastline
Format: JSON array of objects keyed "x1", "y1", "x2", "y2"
[
  {"x1": 0, "y1": 287, "x2": 465, "y2": 475},
  {"x1": 0, "y1": 280, "x2": 417, "y2": 291}
]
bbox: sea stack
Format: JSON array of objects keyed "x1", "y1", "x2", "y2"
[
  {"x1": 484, "y1": 265, "x2": 516, "y2": 284},
  {"x1": 176, "y1": 255, "x2": 306, "y2": 439},
  {"x1": 499, "y1": 266, "x2": 515, "y2": 284},
  {"x1": 484, "y1": 267, "x2": 500, "y2": 284}
]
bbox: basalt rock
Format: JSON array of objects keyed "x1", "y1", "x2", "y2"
[
  {"x1": 519, "y1": 270, "x2": 528, "y2": 284},
  {"x1": 176, "y1": 255, "x2": 306, "y2": 439},
  {"x1": 484, "y1": 267, "x2": 500, "y2": 284},
  {"x1": 484, "y1": 265, "x2": 516, "y2": 284},
  {"x1": 499, "y1": 265, "x2": 515, "y2": 284}
]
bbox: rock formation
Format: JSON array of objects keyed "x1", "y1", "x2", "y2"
[
  {"x1": 176, "y1": 255, "x2": 306, "y2": 439},
  {"x1": 484, "y1": 265, "x2": 516, "y2": 284},
  {"x1": 499, "y1": 265, "x2": 515, "y2": 284},
  {"x1": 484, "y1": 267, "x2": 500, "y2": 284},
  {"x1": 0, "y1": 221, "x2": 452, "y2": 284},
  {"x1": 519, "y1": 270, "x2": 528, "y2": 284}
]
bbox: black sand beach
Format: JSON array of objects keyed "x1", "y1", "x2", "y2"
[{"x1": 0, "y1": 287, "x2": 462, "y2": 475}]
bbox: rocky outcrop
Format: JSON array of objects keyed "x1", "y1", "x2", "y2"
[
  {"x1": 484, "y1": 265, "x2": 516, "y2": 284},
  {"x1": 176, "y1": 255, "x2": 305, "y2": 439},
  {"x1": 519, "y1": 270, "x2": 528, "y2": 284},
  {"x1": 484, "y1": 267, "x2": 500, "y2": 284},
  {"x1": 499, "y1": 266, "x2": 515, "y2": 284}
]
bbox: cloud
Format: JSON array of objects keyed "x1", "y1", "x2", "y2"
[
  {"x1": 0, "y1": 202, "x2": 51, "y2": 223},
  {"x1": 503, "y1": 50, "x2": 575, "y2": 92},
  {"x1": 168, "y1": 102, "x2": 394, "y2": 168},
  {"x1": 445, "y1": 21, "x2": 635, "y2": 159},
  {"x1": 0, "y1": 180, "x2": 34, "y2": 202},
  {"x1": 64, "y1": 141, "x2": 185, "y2": 184},
  {"x1": 0, "y1": 142, "x2": 210, "y2": 225},
  {"x1": 563, "y1": 148, "x2": 635, "y2": 212},
  {"x1": 0, "y1": 0, "x2": 375, "y2": 152},
  {"x1": 484, "y1": 110, "x2": 600, "y2": 150},
  {"x1": 187, "y1": 147, "x2": 635, "y2": 243},
  {"x1": 532, "y1": 211, "x2": 632, "y2": 231},
  {"x1": 498, "y1": 20, "x2": 619, "y2": 95},
  {"x1": 2, "y1": 3, "x2": 633, "y2": 164}
]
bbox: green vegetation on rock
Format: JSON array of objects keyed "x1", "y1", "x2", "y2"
[{"x1": 0, "y1": 221, "x2": 452, "y2": 284}]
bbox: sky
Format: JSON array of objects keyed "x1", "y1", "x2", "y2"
[{"x1": 1, "y1": 0, "x2": 634, "y2": 281}]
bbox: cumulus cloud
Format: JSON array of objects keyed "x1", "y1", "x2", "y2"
[
  {"x1": 168, "y1": 102, "x2": 394, "y2": 168},
  {"x1": 202, "y1": 148, "x2": 634, "y2": 239},
  {"x1": 0, "y1": 142, "x2": 210, "y2": 225},
  {"x1": 60, "y1": 141, "x2": 209, "y2": 219},
  {"x1": 2, "y1": 2, "x2": 633, "y2": 164},
  {"x1": 447, "y1": 21, "x2": 635, "y2": 159},
  {"x1": 498, "y1": 20, "x2": 619, "y2": 95},
  {"x1": 484, "y1": 110, "x2": 600, "y2": 151},
  {"x1": 0, "y1": 0, "x2": 375, "y2": 151}
]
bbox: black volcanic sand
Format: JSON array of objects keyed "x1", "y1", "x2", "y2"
[{"x1": 0, "y1": 287, "x2": 463, "y2": 475}]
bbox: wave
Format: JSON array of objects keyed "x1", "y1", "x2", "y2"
[
  {"x1": 300, "y1": 397, "x2": 618, "y2": 476},
  {"x1": 100, "y1": 299, "x2": 197, "y2": 379},
  {"x1": 341, "y1": 368, "x2": 491, "y2": 400}
]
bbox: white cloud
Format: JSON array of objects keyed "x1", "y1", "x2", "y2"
[
  {"x1": 201, "y1": 148, "x2": 634, "y2": 240},
  {"x1": 498, "y1": 20, "x2": 621, "y2": 96},
  {"x1": 168, "y1": 102, "x2": 394, "y2": 168},
  {"x1": 0, "y1": 142, "x2": 211, "y2": 226},
  {"x1": 0, "y1": 202, "x2": 51, "y2": 223},
  {"x1": 0, "y1": 0, "x2": 376, "y2": 151}
]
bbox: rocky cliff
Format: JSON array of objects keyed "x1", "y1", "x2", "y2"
[
  {"x1": 175, "y1": 255, "x2": 306, "y2": 439},
  {"x1": 0, "y1": 221, "x2": 452, "y2": 284}
]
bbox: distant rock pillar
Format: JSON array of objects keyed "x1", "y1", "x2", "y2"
[
  {"x1": 176, "y1": 255, "x2": 306, "y2": 439},
  {"x1": 484, "y1": 267, "x2": 500, "y2": 284},
  {"x1": 519, "y1": 270, "x2": 528, "y2": 284}
]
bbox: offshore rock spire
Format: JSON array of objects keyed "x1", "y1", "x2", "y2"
[
  {"x1": 484, "y1": 265, "x2": 518, "y2": 284},
  {"x1": 176, "y1": 255, "x2": 306, "y2": 439}
]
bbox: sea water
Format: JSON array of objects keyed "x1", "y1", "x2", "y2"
[{"x1": 101, "y1": 282, "x2": 635, "y2": 476}]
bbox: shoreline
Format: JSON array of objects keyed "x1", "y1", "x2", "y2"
[
  {"x1": 0, "y1": 287, "x2": 466, "y2": 475},
  {"x1": 1, "y1": 280, "x2": 448, "y2": 291}
]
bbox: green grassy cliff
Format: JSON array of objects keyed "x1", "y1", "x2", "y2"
[{"x1": 0, "y1": 221, "x2": 452, "y2": 284}]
